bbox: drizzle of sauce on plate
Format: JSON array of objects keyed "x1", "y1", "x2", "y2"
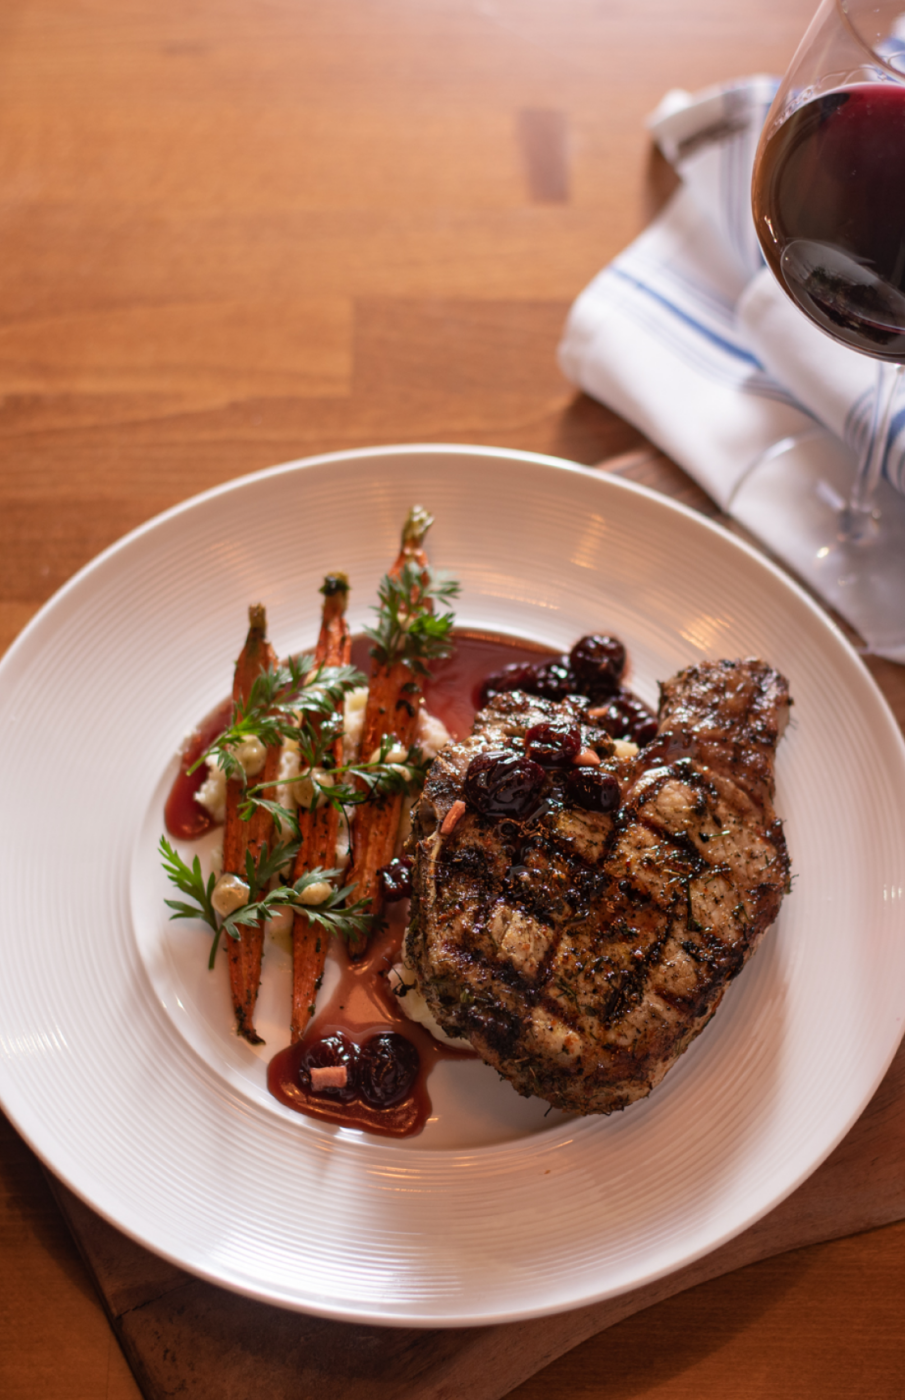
[
  {"x1": 268, "y1": 904, "x2": 475, "y2": 1137},
  {"x1": 164, "y1": 696, "x2": 233, "y2": 839}
]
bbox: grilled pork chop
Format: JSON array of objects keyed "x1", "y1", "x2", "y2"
[{"x1": 405, "y1": 659, "x2": 790, "y2": 1115}]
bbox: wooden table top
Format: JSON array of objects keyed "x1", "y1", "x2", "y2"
[{"x1": 3, "y1": 1, "x2": 905, "y2": 1396}]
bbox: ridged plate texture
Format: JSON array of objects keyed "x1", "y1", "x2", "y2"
[{"x1": 1, "y1": 445, "x2": 904, "y2": 1326}]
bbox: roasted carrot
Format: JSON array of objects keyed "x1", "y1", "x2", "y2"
[
  {"x1": 290, "y1": 575, "x2": 351, "y2": 1042},
  {"x1": 345, "y1": 507, "x2": 435, "y2": 951},
  {"x1": 221, "y1": 604, "x2": 280, "y2": 1044}
]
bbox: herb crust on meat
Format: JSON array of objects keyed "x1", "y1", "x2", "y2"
[{"x1": 405, "y1": 659, "x2": 791, "y2": 1115}]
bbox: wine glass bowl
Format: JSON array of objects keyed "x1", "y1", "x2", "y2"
[
  {"x1": 754, "y1": 69, "x2": 905, "y2": 360},
  {"x1": 752, "y1": 0, "x2": 905, "y2": 547}
]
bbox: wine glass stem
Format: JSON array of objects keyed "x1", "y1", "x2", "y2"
[{"x1": 841, "y1": 360, "x2": 904, "y2": 542}]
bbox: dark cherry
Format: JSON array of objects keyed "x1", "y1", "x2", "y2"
[
  {"x1": 358, "y1": 1032, "x2": 421, "y2": 1108},
  {"x1": 478, "y1": 656, "x2": 581, "y2": 706},
  {"x1": 565, "y1": 768, "x2": 620, "y2": 813},
  {"x1": 530, "y1": 658, "x2": 578, "y2": 701},
  {"x1": 478, "y1": 660, "x2": 545, "y2": 706},
  {"x1": 525, "y1": 718, "x2": 581, "y2": 767},
  {"x1": 378, "y1": 856, "x2": 413, "y2": 902},
  {"x1": 300, "y1": 1033, "x2": 360, "y2": 1103},
  {"x1": 592, "y1": 689, "x2": 658, "y2": 745},
  {"x1": 569, "y1": 635, "x2": 626, "y2": 696},
  {"x1": 463, "y1": 750, "x2": 546, "y2": 818}
]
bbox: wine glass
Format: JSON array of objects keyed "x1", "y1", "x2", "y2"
[{"x1": 750, "y1": 0, "x2": 905, "y2": 651}]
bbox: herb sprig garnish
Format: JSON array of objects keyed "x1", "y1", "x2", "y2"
[
  {"x1": 160, "y1": 837, "x2": 219, "y2": 958},
  {"x1": 363, "y1": 560, "x2": 459, "y2": 675},
  {"x1": 188, "y1": 657, "x2": 365, "y2": 785},
  {"x1": 160, "y1": 836, "x2": 374, "y2": 967},
  {"x1": 238, "y1": 792, "x2": 303, "y2": 838},
  {"x1": 226, "y1": 872, "x2": 371, "y2": 942},
  {"x1": 243, "y1": 836, "x2": 300, "y2": 899},
  {"x1": 238, "y1": 733, "x2": 430, "y2": 829},
  {"x1": 330, "y1": 737, "x2": 430, "y2": 803}
]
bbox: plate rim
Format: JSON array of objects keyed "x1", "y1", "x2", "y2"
[
  {"x1": 2, "y1": 440, "x2": 860, "y2": 678},
  {"x1": 1, "y1": 441, "x2": 904, "y2": 1327}
]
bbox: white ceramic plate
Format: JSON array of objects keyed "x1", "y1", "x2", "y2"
[{"x1": 1, "y1": 444, "x2": 904, "y2": 1327}]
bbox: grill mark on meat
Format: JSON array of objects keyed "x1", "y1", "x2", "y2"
[{"x1": 407, "y1": 663, "x2": 791, "y2": 1115}]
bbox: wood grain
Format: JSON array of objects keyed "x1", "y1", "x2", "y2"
[
  {"x1": 3, "y1": 0, "x2": 905, "y2": 1397},
  {"x1": 517, "y1": 109, "x2": 570, "y2": 204}
]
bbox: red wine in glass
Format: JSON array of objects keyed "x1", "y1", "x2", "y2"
[
  {"x1": 747, "y1": 0, "x2": 905, "y2": 649},
  {"x1": 753, "y1": 83, "x2": 905, "y2": 361}
]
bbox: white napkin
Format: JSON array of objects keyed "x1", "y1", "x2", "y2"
[{"x1": 558, "y1": 77, "x2": 905, "y2": 661}]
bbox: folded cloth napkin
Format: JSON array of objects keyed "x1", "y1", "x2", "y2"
[{"x1": 558, "y1": 76, "x2": 905, "y2": 661}]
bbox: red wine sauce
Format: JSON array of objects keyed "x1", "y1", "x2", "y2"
[
  {"x1": 267, "y1": 903, "x2": 475, "y2": 1137},
  {"x1": 164, "y1": 696, "x2": 233, "y2": 839},
  {"x1": 352, "y1": 629, "x2": 558, "y2": 742}
]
